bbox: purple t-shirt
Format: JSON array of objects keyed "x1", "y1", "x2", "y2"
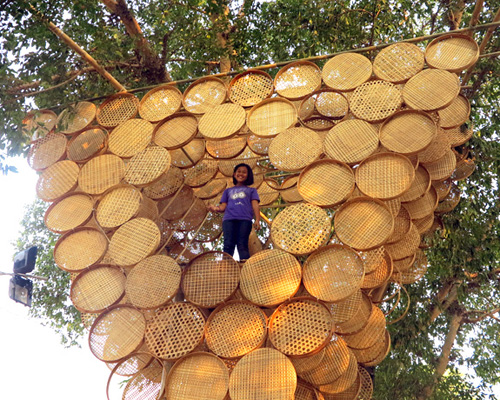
[{"x1": 220, "y1": 186, "x2": 260, "y2": 221}]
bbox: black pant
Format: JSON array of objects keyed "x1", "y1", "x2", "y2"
[{"x1": 222, "y1": 219, "x2": 252, "y2": 260}]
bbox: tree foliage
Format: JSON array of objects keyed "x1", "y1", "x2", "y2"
[{"x1": 4, "y1": 0, "x2": 500, "y2": 398}]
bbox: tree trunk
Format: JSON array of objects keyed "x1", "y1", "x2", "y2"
[{"x1": 417, "y1": 308, "x2": 463, "y2": 400}]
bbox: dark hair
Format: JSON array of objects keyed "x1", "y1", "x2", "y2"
[{"x1": 232, "y1": 163, "x2": 254, "y2": 186}]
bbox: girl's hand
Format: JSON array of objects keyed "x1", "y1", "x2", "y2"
[
  {"x1": 207, "y1": 204, "x2": 218, "y2": 212},
  {"x1": 253, "y1": 220, "x2": 260, "y2": 230}
]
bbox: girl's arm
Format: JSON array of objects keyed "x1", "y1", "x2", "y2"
[
  {"x1": 251, "y1": 200, "x2": 260, "y2": 230},
  {"x1": 208, "y1": 202, "x2": 227, "y2": 213}
]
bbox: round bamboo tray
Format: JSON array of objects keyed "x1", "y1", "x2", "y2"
[
  {"x1": 171, "y1": 197, "x2": 207, "y2": 232},
  {"x1": 145, "y1": 302, "x2": 205, "y2": 360},
  {"x1": 334, "y1": 197, "x2": 394, "y2": 251},
  {"x1": 318, "y1": 349, "x2": 358, "y2": 395},
  {"x1": 268, "y1": 127, "x2": 323, "y2": 172},
  {"x1": 124, "y1": 145, "x2": 171, "y2": 187},
  {"x1": 184, "y1": 158, "x2": 219, "y2": 187},
  {"x1": 321, "y1": 372, "x2": 361, "y2": 400},
  {"x1": 363, "y1": 329, "x2": 391, "y2": 367},
  {"x1": 247, "y1": 97, "x2": 298, "y2": 138},
  {"x1": 323, "y1": 119, "x2": 379, "y2": 164},
  {"x1": 229, "y1": 348, "x2": 297, "y2": 400},
  {"x1": 334, "y1": 293, "x2": 372, "y2": 335},
  {"x1": 349, "y1": 80, "x2": 402, "y2": 123},
  {"x1": 108, "y1": 217, "x2": 161, "y2": 267},
  {"x1": 271, "y1": 203, "x2": 332, "y2": 256},
  {"x1": 385, "y1": 223, "x2": 420, "y2": 261},
  {"x1": 96, "y1": 92, "x2": 139, "y2": 128},
  {"x1": 256, "y1": 180, "x2": 280, "y2": 206},
  {"x1": 182, "y1": 251, "x2": 239, "y2": 308},
  {"x1": 122, "y1": 360, "x2": 163, "y2": 400},
  {"x1": 125, "y1": 254, "x2": 181, "y2": 309},
  {"x1": 281, "y1": 175, "x2": 303, "y2": 203},
  {"x1": 28, "y1": 132, "x2": 67, "y2": 171},
  {"x1": 269, "y1": 297, "x2": 334, "y2": 358},
  {"x1": 88, "y1": 304, "x2": 146, "y2": 362},
  {"x1": 228, "y1": 69, "x2": 274, "y2": 107},
  {"x1": 402, "y1": 186, "x2": 438, "y2": 220},
  {"x1": 247, "y1": 134, "x2": 272, "y2": 156},
  {"x1": 199, "y1": 103, "x2": 246, "y2": 141},
  {"x1": 70, "y1": 264, "x2": 126, "y2": 313},
  {"x1": 391, "y1": 248, "x2": 428, "y2": 284},
  {"x1": 300, "y1": 335, "x2": 350, "y2": 386},
  {"x1": 78, "y1": 154, "x2": 125, "y2": 195},
  {"x1": 399, "y1": 165, "x2": 431, "y2": 202},
  {"x1": 437, "y1": 95, "x2": 470, "y2": 129},
  {"x1": 166, "y1": 352, "x2": 229, "y2": 400},
  {"x1": 373, "y1": 42, "x2": 425, "y2": 83},
  {"x1": 182, "y1": 76, "x2": 227, "y2": 114},
  {"x1": 417, "y1": 128, "x2": 450, "y2": 164},
  {"x1": 393, "y1": 252, "x2": 416, "y2": 273},
  {"x1": 95, "y1": 184, "x2": 153, "y2": 230},
  {"x1": 352, "y1": 328, "x2": 390, "y2": 365},
  {"x1": 53, "y1": 227, "x2": 108, "y2": 272},
  {"x1": 108, "y1": 118, "x2": 154, "y2": 158},
  {"x1": 358, "y1": 246, "x2": 386, "y2": 275},
  {"x1": 153, "y1": 112, "x2": 198, "y2": 149},
  {"x1": 303, "y1": 245, "x2": 364, "y2": 303},
  {"x1": 274, "y1": 61, "x2": 322, "y2": 100},
  {"x1": 194, "y1": 178, "x2": 227, "y2": 200},
  {"x1": 402, "y1": 69, "x2": 460, "y2": 111},
  {"x1": 44, "y1": 191, "x2": 94, "y2": 234},
  {"x1": 361, "y1": 251, "x2": 392, "y2": 289},
  {"x1": 56, "y1": 101, "x2": 96, "y2": 135},
  {"x1": 322, "y1": 53, "x2": 372, "y2": 91},
  {"x1": 421, "y1": 148, "x2": 457, "y2": 181},
  {"x1": 106, "y1": 350, "x2": 154, "y2": 377},
  {"x1": 425, "y1": 33, "x2": 480, "y2": 73},
  {"x1": 432, "y1": 178, "x2": 453, "y2": 201},
  {"x1": 413, "y1": 213, "x2": 435, "y2": 234},
  {"x1": 205, "y1": 300, "x2": 267, "y2": 358},
  {"x1": 193, "y1": 211, "x2": 223, "y2": 242},
  {"x1": 355, "y1": 152, "x2": 415, "y2": 200},
  {"x1": 435, "y1": 183, "x2": 461, "y2": 214},
  {"x1": 36, "y1": 160, "x2": 79, "y2": 202},
  {"x1": 142, "y1": 165, "x2": 184, "y2": 200},
  {"x1": 22, "y1": 109, "x2": 57, "y2": 142},
  {"x1": 385, "y1": 206, "x2": 412, "y2": 244},
  {"x1": 379, "y1": 110, "x2": 437, "y2": 155},
  {"x1": 217, "y1": 146, "x2": 258, "y2": 176},
  {"x1": 312, "y1": 89, "x2": 349, "y2": 120},
  {"x1": 158, "y1": 185, "x2": 195, "y2": 221},
  {"x1": 342, "y1": 305, "x2": 386, "y2": 350},
  {"x1": 66, "y1": 126, "x2": 107, "y2": 163},
  {"x1": 445, "y1": 124, "x2": 474, "y2": 147},
  {"x1": 451, "y1": 158, "x2": 475, "y2": 181},
  {"x1": 240, "y1": 248, "x2": 302, "y2": 307},
  {"x1": 295, "y1": 380, "x2": 324, "y2": 400},
  {"x1": 139, "y1": 84, "x2": 182, "y2": 122},
  {"x1": 206, "y1": 135, "x2": 247, "y2": 159},
  {"x1": 291, "y1": 347, "x2": 326, "y2": 375}
]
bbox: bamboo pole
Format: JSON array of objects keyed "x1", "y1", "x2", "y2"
[
  {"x1": 30, "y1": 4, "x2": 126, "y2": 92},
  {"x1": 467, "y1": 0, "x2": 485, "y2": 36}
]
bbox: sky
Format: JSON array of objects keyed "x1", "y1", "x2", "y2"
[{"x1": 0, "y1": 157, "x2": 119, "y2": 400}]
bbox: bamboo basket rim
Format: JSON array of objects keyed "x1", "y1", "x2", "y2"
[
  {"x1": 228, "y1": 68, "x2": 274, "y2": 104},
  {"x1": 274, "y1": 60, "x2": 322, "y2": 100},
  {"x1": 246, "y1": 97, "x2": 298, "y2": 138},
  {"x1": 425, "y1": 32, "x2": 480, "y2": 73},
  {"x1": 181, "y1": 76, "x2": 228, "y2": 113},
  {"x1": 153, "y1": 111, "x2": 199, "y2": 150},
  {"x1": 23, "y1": 109, "x2": 58, "y2": 143},
  {"x1": 96, "y1": 92, "x2": 139, "y2": 128},
  {"x1": 43, "y1": 190, "x2": 94, "y2": 234},
  {"x1": 66, "y1": 125, "x2": 108, "y2": 163},
  {"x1": 139, "y1": 84, "x2": 183, "y2": 122}
]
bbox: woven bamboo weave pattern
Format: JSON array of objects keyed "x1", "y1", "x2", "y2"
[
  {"x1": 402, "y1": 69, "x2": 460, "y2": 111},
  {"x1": 321, "y1": 373, "x2": 361, "y2": 400},
  {"x1": 314, "y1": 90, "x2": 349, "y2": 119},
  {"x1": 272, "y1": 203, "x2": 331, "y2": 255},
  {"x1": 108, "y1": 218, "x2": 161, "y2": 267},
  {"x1": 295, "y1": 381, "x2": 321, "y2": 400},
  {"x1": 247, "y1": 98, "x2": 297, "y2": 137},
  {"x1": 355, "y1": 153, "x2": 415, "y2": 200},
  {"x1": 206, "y1": 135, "x2": 247, "y2": 159},
  {"x1": 144, "y1": 302, "x2": 205, "y2": 360},
  {"x1": 275, "y1": 61, "x2": 322, "y2": 100},
  {"x1": 106, "y1": 350, "x2": 154, "y2": 377},
  {"x1": 184, "y1": 158, "x2": 219, "y2": 187},
  {"x1": 158, "y1": 185, "x2": 194, "y2": 221},
  {"x1": 432, "y1": 178, "x2": 452, "y2": 201},
  {"x1": 78, "y1": 154, "x2": 125, "y2": 195},
  {"x1": 351, "y1": 329, "x2": 389, "y2": 365},
  {"x1": 303, "y1": 245, "x2": 365, "y2": 302},
  {"x1": 67, "y1": 127, "x2": 107, "y2": 162},
  {"x1": 361, "y1": 252, "x2": 392, "y2": 289},
  {"x1": 334, "y1": 293, "x2": 372, "y2": 335},
  {"x1": 451, "y1": 159, "x2": 475, "y2": 181},
  {"x1": 172, "y1": 197, "x2": 207, "y2": 232},
  {"x1": 125, "y1": 255, "x2": 181, "y2": 309},
  {"x1": 124, "y1": 145, "x2": 171, "y2": 187},
  {"x1": 122, "y1": 361, "x2": 163, "y2": 400},
  {"x1": 342, "y1": 306, "x2": 386, "y2": 350},
  {"x1": 373, "y1": 42, "x2": 424, "y2": 83},
  {"x1": 229, "y1": 70, "x2": 274, "y2": 107},
  {"x1": 154, "y1": 112, "x2": 198, "y2": 150},
  {"x1": 199, "y1": 103, "x2": 246, "y2": 140},
  {"x1": 57, "y1": 101, "x2": 96, "y2": 134},
  {"x1": 328, "y1": 290, "x2": 362, "y2": 325},
  {"x1": 268, "y1": 127, "x2": 322, "y2": 172},
  {"x1": 166, "y1": 352, "x2": 229, "y2": 400},
  {"x1": 349, "y1": 80, "x2": 402, "y2": 122},
  {"x1": 425, "y1": 33, "x2": 479, "y2": 72},
  {"x1": 380, "y1": 110, "x2": 437, "y2": 155},
  {"x1": 356, "y1": 366, "x2": 374, "y2": 399},
  {"x1": 445, "y1": 125, "x2": 474, "y2": 147},
  {"x1": 96, "y1": 185, "x2": 143, "y2": 229},
  {"x1": 193, "y1": 178, "x2": 227, "y2": 199},
  {"x1": 385, "y1": 223, "x2": 420, "y2": 261},
  {"x1": 182, "y1": 251, "x2": 239, "y2": 308},
  {"x1": 44, "y1": 192, "x2": 94, "y2": 233},
  {"x1": 437, "y1": 95, "x2": 470, "y2": 129},
  {"x1": 319, "y1": 349, "x2": 358, "y2": 395},
  {"x1": 334, "y1": 198, "x2": 394, "y2": 251},
  {"x1": 22, "y1": 109, "x2": 57, "y2": 141},
  {"x1": 322, "y1": 53, "x2": 372, "y2": 91},
  {"x1": 363, "y1": 330, "x2": 391, "y2": 367},
  {"x1": 399, "y1": 166, "x2": 431, "y2": 202},
  {"x1": 229, "y1": 348, "x2": 297, "y2": 400},
  {"x1": 53, "y1": 228, "x2": 108, "y2": 272},
  {"x1": 139, "y1": 85, "x2": 182, "y2": 122},
  {"x1": 323, "y1": 119, "x2": 379, "y2": 164},
  {"x1": 143, "y1": 166, "x2": 184, "y2": 200},
  {"x1": 291, "y1": 347, "x2": 326, "y2": 375},
  {"x1": 70, "y1": 265, "x2": 126, "y2": 313},
  {"x1": 403, "y1": 186, "x2": 438, "y2": 220},
  {"x1": 108, "y1": 118, "x2": 154, "y2": 158},
  {"x1": 247, "y1": 133, "x2": 272, "y2": 155},
  {"x1": 28, "y1": 132, "x2": 67, "y2": 170},
  {"x1": 36, "y1": 160, "x2": 79, "y2": 201},
  {"x1": 421, "y1": 148, "x2": 457, "y2": 181},
  {"x1": 205, "y1": 301, "x2": 267, "y2": 358},
  {"x1": 281, "y1": 175, "x2": 303, "y2": 203},
  {"x1": 358, "y1": 246, "x2": 386, "y2": 275},
  {"x1": 269, "y1": 298, "x2": 333, "y2": 357},
  {"x1": 89, "y1": 305, "x2": 146, "y2": 362},
  {"x1": 96, "y1": 93, "x2": 139, "y2": 128},
  {"x1": 385, "y1": 206, "x2": 412, "y2": 244},
  {"x1": 182, "y1": 77, "x2": 227, "y2": 114},
  {"x1": 240, "y1": 249, "x2": 302, "y2": 307}
]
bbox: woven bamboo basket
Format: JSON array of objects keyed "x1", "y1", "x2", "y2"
[
  {"x1": 247, "y1": 97, "x2": 298, "y2": 138},
  {"x1": 143, "y1": 165, "x2": 185, "y2": 200},
  {"x1": 318, "y1": 348, "x2": 358, "y2": 395},
  {"x1": 349, "y1": 80, "x2": 402, "y2": 123},
  {"x1": 121, "y1": 360, "x2": 164, "y2": 400},
  {"x1": 139, "y1": 84, "x2": 182, "y2": 122},
  {"x1": 322, "y1": 53, "x2": 372, "y2": 91},
  {"x1": 153, "y1": 111, "x2": 198, "y2": 150},
  {"x1": 124, "y1": 145, "x2": 171, "y2": 187},
  {"x1": 22, "y1": 109, "x2": 57, "y2": 142},
  {"x1": 228, "y1": 69, "x2": 274, "y2": 107},
  {"x1": 66, "y1": 126, "x2": 108, "y2": 163},
  {"x1": 182, "y1": 76, "x2": 227, "y2": 114},
  {"x1": 28, "y1": 132, "x2": 67, "y2": 171},
  {"x1": 425, "y1": 33, "x2": 480, "y2": 73},
  {"x1": 56, "y1": 101, "x2": 96, "y2": 135},
  {"x1": 44, "y1": 191, "x2": 94, "y2": 233},
  {"x1": 78, "y1": 154, "x2": 125, "y2": 195},
  {"x1": 108, "y1": 118, "x2": 154, "y2": 158},
  {"x1": 373, "y1": 42, "x2": 424, "y2": 83},
  {"x1": 96, "y1": 92, "x2": 139, "y2": 128},
  {"x1": 36, "y1": 160, "x2": 80, "y2": 202},
  {"x1": 334, "y1": 293, "x2": 372, "y2": 335},
  {"x1": 274, "y1": 60, "x2": 322, "y2": 100}
]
